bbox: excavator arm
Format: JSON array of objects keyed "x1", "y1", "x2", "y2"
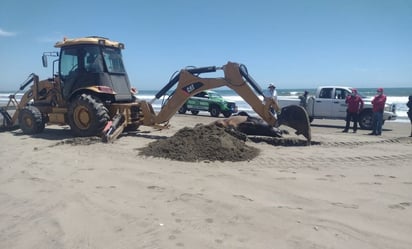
[{"x1": 149, "y1": 62, "x2": 311, "y2": 141}]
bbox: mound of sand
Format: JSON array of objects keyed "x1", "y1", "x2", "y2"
[{"x1": 138, "y1": 124, "x2": 259, "y2": 162}]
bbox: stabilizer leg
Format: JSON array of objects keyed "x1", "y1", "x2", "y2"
[
  {"x1": 0, "y1": 108, "x2": 13, "y2": 126},
  {"x1": 102, "y1": 114, "x2": 126, "y2": 143}
]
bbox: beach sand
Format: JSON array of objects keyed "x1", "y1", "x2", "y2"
[{"x1": 1, "y1": 114, "x2": 411, "y2": 249}]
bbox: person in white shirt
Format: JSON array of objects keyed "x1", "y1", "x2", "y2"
[
  {"x1": 265, "y1": 83, "x2": 278, "y2": 114},
  {"x1": 268, "y1": 83, "x2": 277, "y2": 102}
]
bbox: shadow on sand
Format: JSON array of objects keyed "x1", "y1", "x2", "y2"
[{"x1": 310, "y1": 123, "x2": 392, "y2": 132}]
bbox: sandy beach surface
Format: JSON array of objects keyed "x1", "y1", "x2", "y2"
[{"x1": 1, "y1": 113, "x2": 411, "y2": 249}]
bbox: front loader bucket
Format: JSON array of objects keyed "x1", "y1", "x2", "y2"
[
  {"x1": 0, "y1": 108, "x2": 18, "y2": 131},
  {"x1": 277, "y1": 105, "x2": 311, "y2": 142}
]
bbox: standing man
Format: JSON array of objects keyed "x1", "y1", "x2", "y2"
[
  {"x1": 343, "y1": 88, "x2": 364, "y2": 133},
  {"x1": 267, "y1": 84, "x2": 277, "y2": 114},
  {"x1": 268, "y1": 84, "x2": 277, "y2": 102},
  {"x1": 369, "y1": 88, "x2": 387, "y2": 135},
  {"x1": 299, "y1": 90, "x2": 309, "y2": 109}
]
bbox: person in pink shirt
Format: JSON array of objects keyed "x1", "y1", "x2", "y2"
[
  {"x1": 343, "y1": 88, "x2": 364, "y2": 133},
  {"x1": 407, "y1": 95, "x2": 412, "y2": 137},
  {"x1": 369, "y1": 88, "x2": 387, "y2": 135}
]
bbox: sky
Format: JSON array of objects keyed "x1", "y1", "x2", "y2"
[{"x1": 0, "y1": 0, "x2": 411, "y2": 91}]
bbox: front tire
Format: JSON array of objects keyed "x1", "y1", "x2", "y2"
[
  {"x1": 68, "y1": 94, "x2": 110, "y2": 137},
  {"x1": 222, "y1": 111, "x2": 232, "y2": 118},
  {"x1": 359, "y1": 110, "x2": 373, "y2": 130},
  {"x1": 18, "y1": 106, "x2": 45, "y2": 134}
]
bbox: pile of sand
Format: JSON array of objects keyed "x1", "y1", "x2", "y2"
[{"x1": 138, "y1": 124, "x2": 259, "y2": 162}]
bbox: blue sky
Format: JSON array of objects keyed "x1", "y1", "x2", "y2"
[{"x1": 0, "y1": 0, "x2": 411, "y2": 91}]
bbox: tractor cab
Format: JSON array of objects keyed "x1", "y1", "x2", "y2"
[{"x1": 54, "y1": 36, "x2": 133, "y2": 102}]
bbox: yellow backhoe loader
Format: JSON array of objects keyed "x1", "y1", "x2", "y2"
[{"x1": 0, "y1": 36, "x2": 311, "y2": 142}]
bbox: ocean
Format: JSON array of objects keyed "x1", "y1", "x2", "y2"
[{"x1": 1, "y1": 87, "x2": 411, "y2": 122}]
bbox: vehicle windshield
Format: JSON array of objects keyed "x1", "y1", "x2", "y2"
[
  {"x1": 102, "y1": 47, "x2": 126, "y2": 74},
  {"x1": 355, "y1": 91, "x2": 367, "y2": 98},
  {"x1": 208, "y1": 92, "x2": 222, "y2": 98},
  {"x1": 60, "y1": 45, "x2": 105, "y2": 79}
]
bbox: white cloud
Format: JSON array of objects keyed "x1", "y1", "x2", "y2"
[
  {"x1": 36, "y1": 33, "x2": 64, "y2": 43},
  {"x1": 0, "y1": 28, "x2": 16, "y2": 37}
]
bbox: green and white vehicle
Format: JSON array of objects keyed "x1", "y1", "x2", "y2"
[{"x1": 178, "y1": 90, "x2": 238, "y2": 117}]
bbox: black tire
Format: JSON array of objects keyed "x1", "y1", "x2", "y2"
[
  {"x1": 178, "y1": 105, "x2": 187, "y2": 114},
  {"x1": 191, "y1": 110, "x2": 199, "y2": 115},
  {"x1": 123, "y1": 123, "x2": 140, "y2": 132},
  {"x1": 222, "y1": 111, "x2": 232, "y2": 118},
  {"x1": 359, "y1": 110, "x2": 373, "y2": 130},
  {"x1": 18, "y1": 106, "x2": 45, "y2": 134},
  {"x1": 68, "y1": 94, "x2": 110, "y2": 137},
  {"x1": 210, "y1": 105, "x2": 220, "y2": 117}
]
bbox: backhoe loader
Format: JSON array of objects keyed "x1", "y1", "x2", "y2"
[{"x1": 0, "y1": 36, "x2": 311, "y2": 142}]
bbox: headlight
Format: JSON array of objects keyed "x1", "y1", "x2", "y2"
[{"x1": 384, "y1": 104, "x2": 396, "y2": 113}]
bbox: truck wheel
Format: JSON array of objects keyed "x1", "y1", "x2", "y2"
[
  {"x1": 178, "y1": 105, "x2": 187, "y2": 114},
  {"x1": 18, "y1": 106, "x2": 45, "y2": 134},
  {"x1": 223, "y1": 111, "x2": 232, "y2": 118},
  {"x1": 68, "y1": 94, "x2": 110, "y2": 137},
  {"x1": 359, "y1": 110, "x2": 373, "y2": 130},
  {"x1": 210, "y1": 105, "x2": 220, "y2": 117},
  {"x1": 191, "y1": 110, "x2": 199, "y2": 115}
]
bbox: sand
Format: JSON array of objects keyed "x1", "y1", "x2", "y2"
[{"x1": 1, "y1": 113, "x2": 411, "y2": 249}]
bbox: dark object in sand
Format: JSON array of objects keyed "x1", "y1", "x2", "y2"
[{"x1": 214, "y1": 111, "x2": 284, "y2": 137}]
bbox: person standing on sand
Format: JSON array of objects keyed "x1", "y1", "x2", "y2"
[
  {"x1": 268, "y1": 84, "x2": 277, "y2": 102},
  {"x1": 343, "y1": 88, "x2": 364, "y2": 133},
  {"x1": 369, "y1": 88, "x2": 386, "y2": 135},
  {"x1": 407, "y1": 95, "x2": 412, "y2": 137},
  {"x1": 299, "y1": 90, "x2": 309, "y2": 109},
  {"x1": 267, "y1": 83, "x2": 277, "y2": 114}
]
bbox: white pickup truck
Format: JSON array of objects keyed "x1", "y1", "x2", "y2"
[{"x1": 278, "y1": 86, "x2": 397, "y2": 130}]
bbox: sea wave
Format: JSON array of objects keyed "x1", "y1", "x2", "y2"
[{"x1": 1, "y1": 91, "x2": 410, "y2": 121}]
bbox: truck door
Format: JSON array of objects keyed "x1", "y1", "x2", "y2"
[
  {"x1": 331, "y1": 88, "x2": 350, "y2": 118},
  {"x1": 187, "y1": 91, "x2": 209, "y2": 111},
  {"x1": 313, "y1": 87, "x2": 334, "y2": 117}
]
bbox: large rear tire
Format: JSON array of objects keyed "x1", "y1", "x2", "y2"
[
  {"x1": 18, "y1": 106, "x2": 45, "y2": 134},
  {"x1": 68, "y1": 94, "x2": 110, "y2": 137}
]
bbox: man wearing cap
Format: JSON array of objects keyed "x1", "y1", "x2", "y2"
[
  {"x1": 299, "y1": 90, "x2": 309, "y2": 109},
  {"x1": 268, "y1": 84, "x2": 277, "y2": 102},
  {"x1": 369, "y1": 88, "x2": 387, "y2": 135},
  {"x1": 267, "y1": 84, "x2": 277, "y2": 114},
  {"x1": 343, "y1": 88, "x2": 364, "y2": 133}
]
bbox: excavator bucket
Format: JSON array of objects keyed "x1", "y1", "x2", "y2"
[
  {"x1": 0, "y1": 108, "x2": 14, "y2": 130},
  {"x1": 277, "y1": 105, "x2": 311, "y2": 142}
]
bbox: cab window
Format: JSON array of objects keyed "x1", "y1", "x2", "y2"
[
  {"x1": 102, "y1": 47, "x2": 126, "y2": 73},
  {"x1": 60, "y1": 48, "x2": 79, "y2": 80},
  {"x1": 60, "y1": 46, "x2": 104, "y2": 79},
  {"x1": 335, "y1": 88, "x2": 350, "y2": 99},
  {"x1": 319, "y1": 88, "x2": 333, "y2": 99}
]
